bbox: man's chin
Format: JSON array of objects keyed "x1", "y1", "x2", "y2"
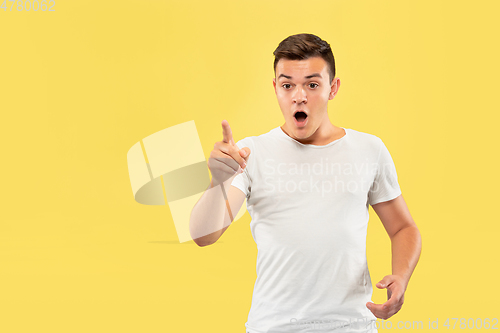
[
  {"x1": 291, "y1": 128, "x2": 311, "y2": 140},
  {"x1": 283, "y1": 123, "x2": 310, "y2": 140}
]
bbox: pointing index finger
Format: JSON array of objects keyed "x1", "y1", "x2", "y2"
[{"x1": 221, "y1": 120, "x2": 235, "y2": 145}]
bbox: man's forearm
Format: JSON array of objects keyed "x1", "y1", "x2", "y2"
[
  {"x1": 390, "y1": 225, "x2": 422, "y2": 289},
  {"x1": 189, "y1": 174, "x2": 236, "y2": 246}
]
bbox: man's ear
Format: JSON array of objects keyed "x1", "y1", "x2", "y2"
[
  {"x1": 273, "y1": 78, "x2": 277, "y2": 94},
  {"x1": 329, "y1": 78, "x2": 340, "y2": 100}
]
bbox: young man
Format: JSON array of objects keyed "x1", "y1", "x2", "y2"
[{"x1": 189, "y1": 33, "x2": 421, "y2": 333}]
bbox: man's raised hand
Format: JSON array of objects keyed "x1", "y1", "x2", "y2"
[{"x1": 208, "y1": 120, "x2": 251, "y2": 187}]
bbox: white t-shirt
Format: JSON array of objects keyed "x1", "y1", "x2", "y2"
[{"x1": 231, "y1": 126, "x2": 402, "y2": 333}]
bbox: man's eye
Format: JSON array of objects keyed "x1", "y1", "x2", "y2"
[
  {"x1": 309, "y1": 83, "x2": 318, "y2": 89},
  {"x1": 282, "y1": 84, "x2": 291, "y2": 89}
]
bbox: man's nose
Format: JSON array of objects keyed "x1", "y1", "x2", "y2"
[{"x1": 292, "y1": 87, "x2": 307, "y2": 104}]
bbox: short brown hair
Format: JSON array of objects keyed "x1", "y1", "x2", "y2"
[{"x1": 273, "y1": 33, "x2": 336, "y2": 84}]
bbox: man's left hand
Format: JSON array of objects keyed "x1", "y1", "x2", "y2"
[{"x1": 366, "y1": 275, "x2": 406, "y2": 320}]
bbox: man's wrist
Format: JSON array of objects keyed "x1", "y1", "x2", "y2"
[{"x1": 392, "y1": 273, "x2": 410, "y2": 290}]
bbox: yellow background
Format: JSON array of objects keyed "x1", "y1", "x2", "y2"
[{"x1": 1, "y1": 0, "x2": 499, "y2": 332}]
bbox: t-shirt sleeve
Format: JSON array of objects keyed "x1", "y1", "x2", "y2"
[
  {"x1": 230, "y1": 138, "x2": 252, "y2": 199},
  {"x1": 368, "y1": 139, "x2": 402, "y2": 206}
]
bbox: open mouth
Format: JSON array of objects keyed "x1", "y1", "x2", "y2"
[
  {"x1": 293, "y1": 111, "x2": 308, "y2": 127},
  {"x1": 294, "y1": 111, "x2": 307, "y2": 122}
]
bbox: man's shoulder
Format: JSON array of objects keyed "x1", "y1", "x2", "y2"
[
  {"x1": 345, "y1": 127, "x2": 383, "y2": 148},
  {"x1": 346, "y1": 127, "x2": 381, "y2": 141}
]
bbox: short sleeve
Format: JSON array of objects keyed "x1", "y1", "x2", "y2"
[
  {"x1": 230, "y1": 138, "x2": 252, "y2": 199},
  {"x1": 368, "y1": 139, "x2": 402, "y2": 206}
]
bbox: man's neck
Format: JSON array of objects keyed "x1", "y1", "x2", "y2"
[{"x1": 281, "y1": 122, "x2": 344, "y2": 146}]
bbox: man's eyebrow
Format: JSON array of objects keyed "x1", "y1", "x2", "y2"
[{"x1": 278, "y1": 73, "x2": 322, "y2": 80}]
